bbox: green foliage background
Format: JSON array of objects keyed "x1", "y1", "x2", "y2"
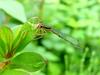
[{"x1": 0, "y1": 0, "x2": 100, "y2": 75}]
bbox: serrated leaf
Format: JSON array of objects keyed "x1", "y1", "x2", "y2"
[
  {"x1": 0, "y1": 0, "x2": 27, "y2": 23},
  {"x1": 10, "y1": 52, "x2": 45, "y2": 72},
  {"x1": 0, "y1": 26, "x2": 13, "y2": 56},
  {"x1": 1, "y1": 69, "x2": 29, "y2": 75}
]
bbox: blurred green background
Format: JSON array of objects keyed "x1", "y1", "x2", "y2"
[{"x1": 0, "y1": 0, "x2": 100, "y2": 75}]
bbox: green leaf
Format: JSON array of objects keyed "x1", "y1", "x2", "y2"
[
  {"x1": 0, "y1": 0, "x2": 27, "y2": 23},
  {"x1": 1, "y1": 69, "x2": 29, "y2": 75},
  {"x1": 12, "y1": 24, "x2": 33, "y2": 53},
  {"x1": 12, "y1": 17, "x2": 40, "y2": 53},
  {"x1": 0, "y1": 26, "x2": 13, "y2": 56},
  {"x1": 10, "y1": 52, "x2": 45, "y2": 72}
]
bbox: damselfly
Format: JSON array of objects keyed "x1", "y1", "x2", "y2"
[
  {"x1": 34, "y1": 23, "x2": 81, "y2": 49},
  {"x1": 28, "y1": 17, "x2": 81, "y2": 49}
]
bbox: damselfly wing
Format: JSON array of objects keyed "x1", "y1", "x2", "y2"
[{"x1": 50, "y1": 28, "x2": 81, "y2": 49}]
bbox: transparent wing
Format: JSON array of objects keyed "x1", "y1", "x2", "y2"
[{"x1": 50, "y1": 28, "x2": 81, "y2": 49}]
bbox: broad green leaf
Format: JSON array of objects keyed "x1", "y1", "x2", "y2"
[
  {"x1": 0, "y1": 0, "x2": 27, "y2": 23},
  {"x1": 10, "y1": 52, "x2": 45, "y2": 72},
  {"x1": 1, "y1": 69, "x2": 29, "y2": 75},
  {"x1": 0, "y1": 26, "x2": 13, "y2": 56},
  {"x1": 12, "y1": 24, "x2": 34, "y2": 53},
  {"x1": 12, "y1": 17, "x2": 40, "y2": 53}
]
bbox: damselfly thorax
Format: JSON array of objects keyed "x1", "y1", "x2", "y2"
[{"x1": 34, "y1": 23, "x2": 51, "y2": 39}]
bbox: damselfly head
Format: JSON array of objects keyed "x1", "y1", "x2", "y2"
[{"x1": 36, "y1": 23, "x2": 44, "y2": 29}]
